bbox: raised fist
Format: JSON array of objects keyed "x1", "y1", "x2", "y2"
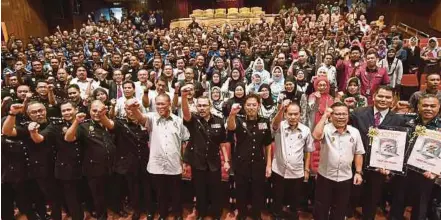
[
  {"x1": 28, "y1": 122, "x2": 40, "y2": 132},
  {"x1": 230, "y1": 103, "x2": 242, "y2": 116},
  {"x1": 9, "y1": 103, "x2": 24, "y2": 115},
  {"x1": 75, "y1": 112, "x2": 87, "y2": 123},
  {"x1": 282, "y1": 99, "x2": 291, "y2": 108}
]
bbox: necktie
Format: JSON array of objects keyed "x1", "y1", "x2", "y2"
[
  {"x1": 374, "y1": 112, "x2": 381, "y2": 127},
  {"x1": 117, "y1": 85, "x2": 122, "y2": 99}
]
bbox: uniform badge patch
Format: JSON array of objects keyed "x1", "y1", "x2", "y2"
[{"x1": 258, "y1": 123, "x2": 267, "y2": 130}]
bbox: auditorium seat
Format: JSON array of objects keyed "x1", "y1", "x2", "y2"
[
  {"x1": 227, "y1": 8, "x2": 239, "y2": 18},
  {"x1": 205, "y1": 9, "x2": 214, "y2": 18},
  {"x1": 191, "y1": 9, "x2": 205, "y2": 18},
  {"x1": 401, "y1": 74, "x2": 419, "y2": 87},
  {"x1": 239, "y1": 7, "x2": 252, "y2": 18},
  {"x1": 215, "y1": 8, "x2": 226, "y2": 18},
  {"x1": 420, "y1": 73, "x2": 427, "y2": 87},
  {"x1": 239, "y1": 7, "x2": 250, "y2": 13}
]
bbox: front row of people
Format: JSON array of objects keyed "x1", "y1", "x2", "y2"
[{"x1": 2, "y1": 85, "x2": 440, "y2": 220}]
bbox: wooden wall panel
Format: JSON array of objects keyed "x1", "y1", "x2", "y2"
[{"x1": 1, "y1": 0, "x2": 49, "y2": 41}]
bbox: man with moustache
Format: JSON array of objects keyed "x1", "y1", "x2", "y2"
[
  {"x1": 126, "y1": 94, "x2": 190, "y2": 219},
  {"x1": 64, "y1": 100, "x2": 117, "y2": 220},
  {"x1": 409, "y1": 73, "x2": 441, "y2": 111},
  {"x1": 336, "y1": 46, "x2": 364, "y2": 92},
  {"x1": 2, "y1": 101, "x2": 63, "y2": 220},
  {"x1": 226, "y1": 93, "x2": 273, "y2": 219},
  {"x1": 271, "y1": 100, "x2": 314, "y2": 219},
  {"x1": 112, "y1": 98, "x2": 151, "y2": 220},
  {"x1": 390, "y1": 94, "x2": 441, "y2": 220},
  {"x1": 181, "y1": 85, "x2": 230, "y2": 219},
  {"x1": 312, "y1": 102, "x2": 364, "y2": 220},
  {"x1": 358, "y1": 50, "x2": 390, "y2": 106},
  {"x1": 2, "y1": 103, "x2": 35, "y2": 220},
  {"x1": 26, "y1": 101, "x2": 84, "y2": 220},
  {"x1": 349, "y1": 85, "x2": 407, "y2": 220}
]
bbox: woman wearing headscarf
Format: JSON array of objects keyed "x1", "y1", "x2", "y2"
[
  {"x1": 247, "y1": 72, "x2": 264, "y2": 94},
  {"x1": 377, "y1": 39, "x2": 388, "y2": 60},
  {"x1": 269, "y1": 66, "x2": 284, "y2": 101},
  {"x1": 335, "y1": 77, "x2": 368, "y2": 112},
  {"x1": 406, "y1": 37, "x2": 422, "y2": 75},
  {"x1": 258, "y1": 84, "x2": 277, "y2": 120},
  {"x1": 277, "y1": 75, "x2": 308, "y2": 124},
  {"x1": 222, "y1": 82, "x2": 246, "y2": 117},
  {"x1": 421, "y1": 37, "x2": 441, "y2": 74},
  {"x1": 221, "y1": 68, "x2": 245, "y2": 99},
  {"x1": 377, "y1": 47, "x2": 403, "y2": 89},
  {"x1": 207, "y1": 57, "x2": 230, "y2": 80},
  {"x1": 307, "y1": 76, "x2": 334, "y2": 175},
  {"x1": 202, "y1": 70, "x2": 224, "y2": 96},
  {"x1": 246, "y1": 57, "x2": 271, "y2": 84},
  {"x1": 210, "y1": 86, "x2": 224, "y2": 118},
  {"x1": 296, "y1": 70, "x2": 310, "y2": 94}
]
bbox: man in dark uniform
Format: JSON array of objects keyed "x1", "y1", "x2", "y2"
[
  {"x1": 31, "y1": 80, "x2": 60, "y2": 118},
  {"x1": 349, "y1": 86, "x2": 407, "y2": 219},
  {"x1": 1, "y1": 103, "x2": 34, "y2": 220},
  {"x1": 181, "y1": 85, "x2": 230, "y2": 219},
  {"x1": 66, "y1": 84, "x2": 89, "y2": 115},
  {"x1": 3, "y1": 101, "x2": 63, "y2": 220},
  {"x1": 113, "y1": 98, "x2": 151, "y2": 220},
  {"x1": 65, "y1": 100, "x2": 117, "y2": 220},
  {"x1": 226, "y1": 93, "x2": 273, "y2": 219},
  {"x1": 53, "y1": 68, "x2": 70, "y2": 99},
  {"x1": 390, "y1": 94, "x2": 441, "y2": 220},
  {"x1": 23, "y1": 60, "x2": 47, "y2": 91},
  {"x1": 28, "y1": 101, "x2": 84, "y2": 220}
]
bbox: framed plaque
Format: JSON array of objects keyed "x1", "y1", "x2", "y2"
[
  {"x1": 367, "y1": 126, "x2": 410, "y2": 175},
  {"x1": 407, "y1": 127, "x2": 441, "y2": 175}
]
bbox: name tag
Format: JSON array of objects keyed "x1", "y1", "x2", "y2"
[
  {"x1": 211, "y1": 124, "x2": 221, "y2": 129},
  {"x1": 258, "y1": 122, "x2": 268, "y2": 130}
]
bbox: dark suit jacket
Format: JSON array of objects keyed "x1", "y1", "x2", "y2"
[
  {"x1": 351, "y1": 107, "x2": 407, "y2": 165},
  {"x1": 100, "y1": 80, "x2": 118, "y2": 100}
]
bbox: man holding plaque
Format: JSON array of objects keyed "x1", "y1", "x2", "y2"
[
  {"x1": 390, "y1": 94, "x2": 441, "y2": 220},
  {"x1": 349, "y1": 85, "x2": 407, "y2": 220}
]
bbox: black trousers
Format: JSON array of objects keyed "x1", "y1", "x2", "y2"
[
  {"x1": 1, "y1": 182, "x2": 34, "y2": 220},
  {"x1": 87, "y1": 175, "x2": 113, "y2": 218},
  {"x1": 390, "y1": 170, "x2": 435, "y2": 220},
  {"x1": 60, "y1": 179, "x2": 84, "y2": 220},
  {"x1": 271, "y1": 173, "x2": 303, "y2": 219},
  {"x1": 235, "y1": 162, "x2": 266, "y2": 219},
  {"x1": 151, "y1": 174, "x2": 181, "y2": 219},
  {"x1": 35, "y1": 177, "x2": 63, "y2": 220},
  {"x1": 361, "y1": 170, "x2": 387, "y2": 220},
  {"x1": 313, "y1": 174, "x2": 352, "y2": 220},
  {"x1": 140, "y1": 172, "x2": 155, "y2": 215},
  {"x1": 192, "y1": 168, "x2": 222, "y2": 218}
]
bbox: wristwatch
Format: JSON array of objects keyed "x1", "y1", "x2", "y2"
[{"x1": 355, "y1": 170, "x2": 363, "y2": 176}]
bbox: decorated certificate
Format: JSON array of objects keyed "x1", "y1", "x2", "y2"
[
  {"x1": 407, "y1": 127, "x2": 441, "y2": 175},
  {"x1": 368, "y1": 128, "x2": 407, "y2": 173}
]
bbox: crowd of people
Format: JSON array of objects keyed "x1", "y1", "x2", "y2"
[{"x1": 1, "y1": 1, "x2": 441, "y2": 220}]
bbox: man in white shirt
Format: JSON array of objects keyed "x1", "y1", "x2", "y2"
[
  {"x1": 69, "y1": 66, "x2": 99, "y2": 99},
  {"x1": 114, "y1": 80, "x2": 143, "y2": 117},
  {"x1": 134, "y1": 69, "x2": 151, "y2": 100},
  {"x1": 142, "y1": 76, "x2": 171, "y2": 112},
  {"x1": 271, "y1": 100, "x2": 314, "y2": 219},
  {"x1": 312, "y1": 102, "x2": 365, "y2": 220},
  {"x1": 126, "y1": 94, "x2": 189, "y2": 219}
]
